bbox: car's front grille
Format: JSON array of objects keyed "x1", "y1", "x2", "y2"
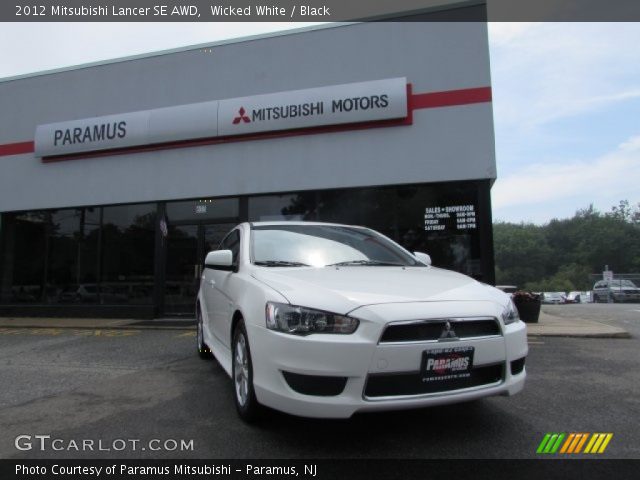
[
  {"x1": 379, "y1": 317, "x2": 501, "y2": 343},
  {"x1": 364, "y1": 363, "x2": 504, "y2": 398}
]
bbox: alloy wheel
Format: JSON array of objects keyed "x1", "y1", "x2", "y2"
[{"x1": 234, "y1": 333, "x2": 250, "y2": 406}]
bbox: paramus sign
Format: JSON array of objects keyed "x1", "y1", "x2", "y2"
[{"x1": 34, "y1": 78, "x2": 407, "y2": 158}]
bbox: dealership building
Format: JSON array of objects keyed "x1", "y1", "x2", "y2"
[{"x1": 0, "y1": 7, "x2": 497, "y2": 318}]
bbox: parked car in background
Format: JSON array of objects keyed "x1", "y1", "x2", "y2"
[
  {"x1": 592, "y1": 280, "x2": 640, "y2": 303},
  {"x1": 542, "y1": 292, "x2": 566, "y2": 304},
  {"x1": 565, "y1": 291, "x2": 585, "y2": 304},
  {"x1": 58, "y1": 285, "x2": 80, "y2": 303}
]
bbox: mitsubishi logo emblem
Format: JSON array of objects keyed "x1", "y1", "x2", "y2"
[
  {"x1": 439, "y1": 321, "x2": 458, "y2": 341},
  {"x1": 232, "y1": 107, "x2": 251, "y2": 124}
]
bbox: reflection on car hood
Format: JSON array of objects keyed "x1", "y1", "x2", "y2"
[{"x1": 251, "y1": 266, "x2": 507, "y2": 315}]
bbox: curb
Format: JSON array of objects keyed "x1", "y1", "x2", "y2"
[
  {"x1": 0, "y1": 323, "x2": 195, "y2": 331},
  {"x1": 526, "y1": 330, "x2": 631, "y2": 339},
  {"x1": 0, "y1": 323, "x2": 627, "y2": 337}
]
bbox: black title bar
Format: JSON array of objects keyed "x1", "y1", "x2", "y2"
[{"x1": 2, "y1": 0, "x2": 640, "y2": 22}]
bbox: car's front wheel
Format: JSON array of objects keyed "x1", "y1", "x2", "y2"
[
  {"x1": 196, "y1": 306, "x2": 212, "y2": 359},
  {"x1": 232, "y1": 320, "x2": 261, "y2": 422}
]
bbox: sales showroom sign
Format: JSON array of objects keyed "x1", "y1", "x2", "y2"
[{"x1": 34, "y1": 78, "x2": 407, "y2": 158}]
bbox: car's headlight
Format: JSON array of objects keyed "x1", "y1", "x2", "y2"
[
  {"x1": 265, "y1": 302, "x2": 359, "y2": 335},
  {"x1": 501, "y1": 299, "x2": 520, "y2": 325}
]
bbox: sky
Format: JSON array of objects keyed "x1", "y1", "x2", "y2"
[{"x1": 1, "y1": 22, "x2": 639, "y2": 224}]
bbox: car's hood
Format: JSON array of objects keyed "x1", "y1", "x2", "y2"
[{"x1": 251, "y1": 266, "x2": 507, "y2": 315}]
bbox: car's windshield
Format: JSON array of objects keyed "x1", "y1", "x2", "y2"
[
  {"x1": 251, "y1": 224, "x2": 421, "y2": 267},
  {"x1": 611, "y1": 280, "x2": 636, "y2": 288}
]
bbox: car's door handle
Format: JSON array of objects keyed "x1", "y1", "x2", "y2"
[{"x1": 208, "y1": 279, "x2": 215, "y2": 287}]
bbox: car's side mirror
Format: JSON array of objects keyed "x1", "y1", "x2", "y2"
[
  {"x1": 414, "y1": 251, "x2": 431, "y2": 266},
  {"x1": 204, "y1": 250, "x2": 233, "y2": 270}
]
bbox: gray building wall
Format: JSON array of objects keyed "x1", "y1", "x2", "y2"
[{"x1": 0, "y1": 22, "x2": 495, "y2": 213}]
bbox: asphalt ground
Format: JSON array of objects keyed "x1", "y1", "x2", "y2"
[{"x1": 0, "y1": 314, "x2": 638, "y2": 460}]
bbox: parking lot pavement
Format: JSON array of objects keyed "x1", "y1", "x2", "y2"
[{"x1": 0, "y1": 328, "x2": 638, "y2": 460}]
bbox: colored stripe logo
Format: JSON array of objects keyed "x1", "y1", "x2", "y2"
[{"x1": 537, "y1": 433, "x2": 613, "y2": 454}]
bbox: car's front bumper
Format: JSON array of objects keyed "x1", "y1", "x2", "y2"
[{"x1": 248, "y1": 301, "x2": 528, "y2": 418}]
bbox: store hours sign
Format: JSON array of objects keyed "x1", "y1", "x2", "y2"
[{"x1": 425, "y1": 204, "x2": 477, "y2": 232}]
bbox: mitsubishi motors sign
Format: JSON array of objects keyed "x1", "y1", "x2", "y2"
[
  {"x1": 34, "y1": 78, "x2": 408, "y2": 158},
  {"x1": 218, "y1": 77, "x2": 407, "y2": 137}
]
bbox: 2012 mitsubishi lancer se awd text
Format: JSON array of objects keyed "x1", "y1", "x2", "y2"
[{"x1": 196, "y1": 222, "x2": 527, "y2": 421}]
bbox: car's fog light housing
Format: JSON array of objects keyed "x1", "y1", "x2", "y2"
[
  {"x1": 501, "y1": 299, "x2": 520, "y2": 325},
  {"x1": 266, "y1": 302, "x2": 359, "y2": 335}
]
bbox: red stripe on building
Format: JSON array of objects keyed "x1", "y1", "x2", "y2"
[
  {"x1": 0, "y1": 141, "x2": 34, "y2": 156},
  {"x1": 411, "y1": 87, "x2": 492, "y2": 109},
  {"x1": 0, "y1": 86, "x2": 491, "y2": 159}
]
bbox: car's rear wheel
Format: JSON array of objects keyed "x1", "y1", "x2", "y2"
[
  {"x1": 232, "y1": 320, "x2": 261, "y2": 422},
  {"x1": 197, "y1": 306, "x2": 212, "y2": 359}
]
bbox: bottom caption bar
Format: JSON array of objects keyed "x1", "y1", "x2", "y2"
[{"x1": 3, "y1": 459, "x2": 639, "y2": 480}]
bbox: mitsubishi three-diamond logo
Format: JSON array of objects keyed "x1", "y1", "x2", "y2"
[{"x1": 232, "y1": 107, "x2": 251, "y2": 124}]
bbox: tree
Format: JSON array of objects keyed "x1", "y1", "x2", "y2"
[
  {"x1": 493, "y1": 222, "x2": 552, "y2": 287},
  {"x1": 494, "y1": 200, "x2": 640, "y2": 290}
]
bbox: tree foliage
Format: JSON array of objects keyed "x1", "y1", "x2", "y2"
[{"x1": 494, "y1": 201, "x2": 640, "y2": 291}]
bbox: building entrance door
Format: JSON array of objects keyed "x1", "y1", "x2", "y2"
[{"x1": 163, "y1": 222, "x2": 235, "y2": 316}]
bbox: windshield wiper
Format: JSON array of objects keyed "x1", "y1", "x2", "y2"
[
  {"x1": 254, "y1": 260, "x2": 310, "y2": 267},
  {"x1": 327, "y1": 260, "x2": 405, "y2": 267}
]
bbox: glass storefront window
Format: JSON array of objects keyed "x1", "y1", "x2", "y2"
[
  {"x1": 317, "y1": 188, "x2": 398, "y2": 239},
  {"x1": 47, "y1": 208, "x2": 100, "y2": 304},
  {"x1": 318, "y1": 182, "x2": 484, "y2": 280},
  {"x1": 166, "y1": 197, "x2": 238, "y2": 222},
  {"x1": 0, "y1": 212, "x2": 47, "y2": 303},
  {"x1": 394, "y1": 183, "x2": 482, "y2": 278},
  {"x1": 0, "y1": 181, "x2": 492, "y2": 313},
  {"x1": 248, "y1": 193, "x2": 316, "y2": 222},
  {"x1": 0, "y1": 208, "x2": 102, "y2": 304},
  {"x1": 101, "y1": 204, "x2": 156, "y2": 305}
]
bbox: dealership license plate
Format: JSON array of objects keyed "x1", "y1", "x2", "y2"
[{"x1": 421, "y1": 346, "x2": 474, "y2": 382}]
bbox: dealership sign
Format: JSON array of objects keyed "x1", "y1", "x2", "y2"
[
  {"x1": 217, "y1": 77, "x2": 407, "y2": 137},
  {"x1": 34, "y1": 78, "x2": 407, "y2": 158}
]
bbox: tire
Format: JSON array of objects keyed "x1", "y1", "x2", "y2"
[
  {"x1": 232, "y1": 320, "x2": 261, "y2": 422},
  {"x1": 196, "y1": 306, "x2": 212, "y2": 359}
]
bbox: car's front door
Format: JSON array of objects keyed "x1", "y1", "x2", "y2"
[{"x1": 203, "y1": 229, "x2": 241, "y2": 349}]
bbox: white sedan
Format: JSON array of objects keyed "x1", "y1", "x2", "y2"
[{"x1": 196, "y1": 222, "x2": 527, "y2": 421}]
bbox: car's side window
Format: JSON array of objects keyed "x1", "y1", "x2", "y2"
[{"x1": 220, "y1": 230, "x2": 241, "y2": 268}]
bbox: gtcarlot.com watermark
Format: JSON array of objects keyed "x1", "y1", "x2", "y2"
[{"x1": 15, "y1": 435, "x2": 194, "y2": 452}]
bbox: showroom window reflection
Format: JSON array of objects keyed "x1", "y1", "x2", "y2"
[
  {"x1": 101, "y1": 204, "x2": 156, "y2": 305},
  {"x1": 0, "y1": 204, "x2": 156, "y2": 305}
]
